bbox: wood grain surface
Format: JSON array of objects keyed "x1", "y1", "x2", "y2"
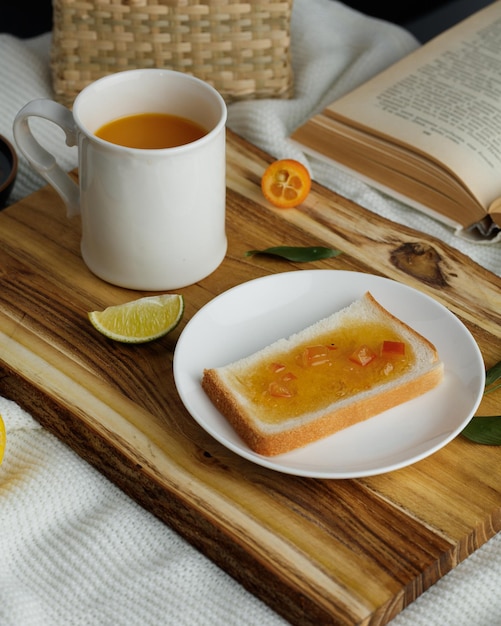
[{"x1": 0, "y1": 130, "x2": 500, "y2": 625}]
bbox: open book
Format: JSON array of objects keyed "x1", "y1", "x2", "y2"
[{"x1": 291, "y1": 1, "x2": 501, "y2": 241}]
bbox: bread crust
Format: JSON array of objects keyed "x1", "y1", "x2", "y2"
[{"x1": 201, "y1": 292, "x2": 443, "y2": 456}]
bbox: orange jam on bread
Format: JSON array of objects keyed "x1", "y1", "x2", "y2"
[
  {"x1": 233, "y1": 321, "x2": 414, "y2": 424},
  {"x1": 202, "y1": 292, "x2": 443, "y2": 456}
]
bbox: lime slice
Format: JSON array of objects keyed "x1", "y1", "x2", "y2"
[
  {"x1": 0, "y1": 413, "x2": 5, "y2": 464},
  {"x1": 88, "y1": 294, "x2": 184, "y2": 343}
]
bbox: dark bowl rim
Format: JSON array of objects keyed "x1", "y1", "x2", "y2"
[{"x1": 0, "y1": 134, "x2": 18, "y2": 192}]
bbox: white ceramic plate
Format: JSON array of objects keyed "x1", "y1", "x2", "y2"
[{"x1": 173, "y1": 270, "x2": 485, "y2": 478}]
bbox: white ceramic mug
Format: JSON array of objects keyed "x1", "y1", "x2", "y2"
[{"x1": 13, "y1": 69, "x2": 227, "y2": 290}]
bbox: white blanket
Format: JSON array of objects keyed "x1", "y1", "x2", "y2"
[{"x1": 1, "y1": 1, "x2": 501, "y2": 624}]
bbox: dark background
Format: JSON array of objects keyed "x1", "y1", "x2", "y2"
[{"x1": 0, "y1": 0, "x2": 494, "y2": 42}]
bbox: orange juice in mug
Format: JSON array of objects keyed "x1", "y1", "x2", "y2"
[
  {"x1": 13, "y1": 69, "x2": 227, "y2": 291},
  {"x1": 95, "y1": 113, "x2": 208, "y2": 149}
]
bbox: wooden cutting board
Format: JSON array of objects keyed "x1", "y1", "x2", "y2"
[{"x1": 1, "y1": 130, "x2": 500, "y2": 625}]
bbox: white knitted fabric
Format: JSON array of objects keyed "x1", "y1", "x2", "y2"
[{"x1": 1, "y1": 1, "x2": 501, "y2": 625}]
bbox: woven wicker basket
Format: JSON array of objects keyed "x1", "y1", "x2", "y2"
[{"x1": 50, "y1": 0, "x2": 294, "y2": 107}]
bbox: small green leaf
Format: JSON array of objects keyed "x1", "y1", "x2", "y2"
[
  {"x1": 458, "y1": 358, "x2": 501, "y2": 444},
  {"x1": 245, "y1": 246, "x2": 342, "y2": 262},
  {"x1": 485, "y1": 358, "x2": 501, "y2": 392},
  {"x1": 462, "y1": 416, "x2": 501, "y2": 445},
  {"x1": 486, "y1": 382, "x2": 501, "y2": 395}
]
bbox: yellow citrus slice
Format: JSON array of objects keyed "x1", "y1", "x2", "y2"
[
  {"x1": 88, "y1": 294, "x2": 184, "y2": 343},
  {"x1": 261, "y1": 159, "x2": 311, "y2": 208},
  {"x1": 0, "y1": 413, "x2": 5, "y2": 464}
]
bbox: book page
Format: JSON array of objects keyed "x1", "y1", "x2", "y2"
[{"x1": 327, "y1": 2, "x2": 501, "y2": 209}]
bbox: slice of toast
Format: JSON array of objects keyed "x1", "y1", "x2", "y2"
[{"x1": 202, "y1": 291, "x2": 443, "y2": 456}]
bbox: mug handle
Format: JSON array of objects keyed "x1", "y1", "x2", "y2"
[{"x1": 13, "y1": 98, "x2": 80, "y2": 217}]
